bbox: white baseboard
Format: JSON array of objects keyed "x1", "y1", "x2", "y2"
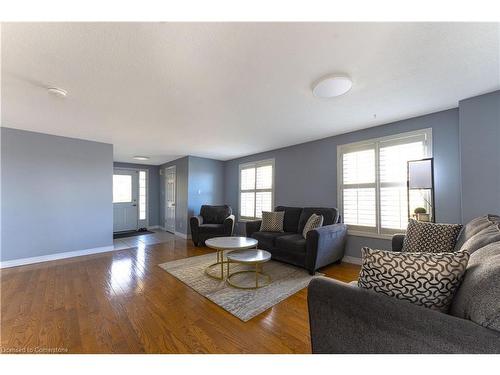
[
  {"x1": 149, "y1": 225, "x2": 169, "y2": 231},
  {"x1": 0, "y1": 245, "x2": 115, "y2": 269},
  {"x1": 174, "y1": 231, "x2": 191, "y2": 240},
  {"x1": 342, "y1": 255, "x2": 362, "y2": 265}
]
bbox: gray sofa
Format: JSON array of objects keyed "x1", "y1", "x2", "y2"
[
  {"x1": 308, "y1": 214, "x2": 500, "y2": 353},
  {"x1": 246, "y1": 206, "x2": 347, "y2": 275}
]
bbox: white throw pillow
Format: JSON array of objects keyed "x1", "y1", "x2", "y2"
[{"x1": 302, "y1": 213, "x2": 324, "y2": 238}]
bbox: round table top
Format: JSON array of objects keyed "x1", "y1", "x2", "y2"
[
  {"x1": 205, "y1": 236, "x2": 258, "y2": 250},
  {"x1": 227, "y1": 249, "x2": 271, "y2": 264}
]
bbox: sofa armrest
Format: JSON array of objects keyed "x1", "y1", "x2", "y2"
[
  {"x1": 307, "y1": 276, "x2": 500, "y2": 353},
  {"x1": 223, "y1": 214, "x2": 235, "y2": 235},
  {"x1": 190, "y1": 216, "x2": 203, "y2": 232},
  {"x1": 245, "y1": 220, "x2": 262, "y2": 237},
  {"x1": 392, "y1": 233, "x2": 405, "y2": 251},
  {"x1": 190, "y1": 215, "x2": 203, "y2": 246},
  {"x1": 190, "y1": 215, "x2": 203, "y2": 227},
  {"x1": 306, "y1": 224, "x2": 347, "y2": 274}
]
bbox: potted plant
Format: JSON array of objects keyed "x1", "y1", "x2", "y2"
[{"x1": 414, "y1": 207, "x2": 430, "y2": 222}]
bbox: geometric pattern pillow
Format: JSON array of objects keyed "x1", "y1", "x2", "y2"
[
  {"x1": 402, "y1": 219, "x2": 463, "y2": 253},
  {"x1": 358, "y1": 247, "x2": 470, "y2": 312},
  {"x1": 302, "y1": 213, "x2": 324, "y2": 238},
  {"x1": 260, "y1": 211, "x2": 285, "y2": 232}
]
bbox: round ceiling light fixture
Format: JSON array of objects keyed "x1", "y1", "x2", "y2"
[
  {"x1": 47, "y1": 87, "x2": 68, "y2": 98},
  {"x1": 133, "y1": 156, "x2": 150, "y2": 161},
  {"x1": 312, "y1": 75, "x2": 352, "y2": 98}
]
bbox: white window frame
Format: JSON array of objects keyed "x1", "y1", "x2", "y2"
[
  {"x1": 238, "y1": 159, "x2": 275, "y2": 221},
  {"x1": 337, "y1": 129, "x2": 432, "y2": 239}
]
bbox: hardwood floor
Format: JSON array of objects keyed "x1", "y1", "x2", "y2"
[{"x1": 0, "y1": 233, "x2": 360, "y2": 353}]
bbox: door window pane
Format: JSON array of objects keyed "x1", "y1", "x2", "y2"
[{"x1": 113, "y1": 175, "x2": 132, "y2": 203}]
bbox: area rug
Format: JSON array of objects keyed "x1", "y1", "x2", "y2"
[{"x1": 158, "y1": 253, "x2": 319, "y2": 321}]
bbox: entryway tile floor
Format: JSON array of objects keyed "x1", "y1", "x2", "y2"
[{"x1": 113, "y1": 228, "x2": 177, "y2": 250}]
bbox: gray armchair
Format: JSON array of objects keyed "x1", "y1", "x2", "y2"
[{"x1": 190, "y1": 205, "x2": 235, "y2": 246}]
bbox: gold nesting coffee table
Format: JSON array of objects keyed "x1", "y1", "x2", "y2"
[
  {"x1": 204, "y1": 236, "x2": 258, "y2": 280},
  {"x1": 226, "y1": 249, "x2": 272, "y2": 289}
]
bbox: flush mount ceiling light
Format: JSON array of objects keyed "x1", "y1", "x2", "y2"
[
  {"x1": 133, "y1": 156, "x2": 150, "y2": 161},
  {"x1": 312, "y1": 75, "x2": 352, "y2": 98},
  {"x1": 47, "y1": 87, "x2": 68, "y2": 98}
]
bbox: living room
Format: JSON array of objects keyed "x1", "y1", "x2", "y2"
[{"x1": 1, "y1": 1, "x2": 499, "y2": 373}]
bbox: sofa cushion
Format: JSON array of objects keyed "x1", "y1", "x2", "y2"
[
  {"x1": 358, "y1": 247, "x2": 470, "y2": 312},
  {"x1": 270, "y1": 247, "x2": 307, "y2": 268},
  {"x1": 251, "y1": 231, "x2": 290, "y2": 250},
  {"x1": 260, "y1": 211, "x2": 285, "y2": 232},
  {"x1": 275, "y1": 234, "x2": 307, "y2": 254},
  {"x1": 200, "y1": 205, "x2": 232, "y2": 224},
  {"x1": 455, "y1": 214, "x2": 500, "y2": 252},
  {"x1": 197, "y1": 224, "x2": 226, "y2": 234},
  {"x1": 298, "y1": 207, "x2": 338, "y2": 234},
  {"x1": 275, "y1": 206, "x2": 303, "y2": 233},
  {"x1": 449, "y1": 241, "x2": 500, "y2": 332},
  {"x1": 402, "y1": 219, "x2": 462, "y2": 253},
  {"x1": 459, "y1": 222, "x2": 500, "y2": 255}
]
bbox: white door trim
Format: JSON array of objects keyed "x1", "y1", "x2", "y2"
[
  {"x1": 113, "y1": 167, "x2": 149, "y2": 229},
  {"x1": 164, "y1": 165, "x2": 176, "y2": 234}
]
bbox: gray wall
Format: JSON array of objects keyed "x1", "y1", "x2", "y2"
[
  {"x1": 159, "y1": 156, "x2": 190, "y2": 235},
  {"x1": 459, "y1": 90, "x2": 500, "y2": 222},
  {"x1": 224, "y1": 108, "x2": 462, "y2": 258},
  {"x1": 1, "y1": 127, "x2": 113, "y2": 262},
  {"x1": 113, "y1": 162, "x2": 160, "y2": 226},
  {"x1": 187, "y1": 156, "x2": 225, "y2": 222}
]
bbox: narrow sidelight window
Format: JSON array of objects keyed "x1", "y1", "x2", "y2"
[{"x1": 139, "y1": 170, "x2": 147, "y2": 221}]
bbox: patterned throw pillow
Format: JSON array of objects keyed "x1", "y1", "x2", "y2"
[
  {"x1": 260, "y1": 211, "x2": 285, "y2": 232},
  {"x1": 402, "y1": 219, "x2": 462, "y2": 253},
  {"x1": 358, "y1": 247, "x2": 470, "y2": 312},
  {"x1": 302, "y1": 214, "x2": 324, "y2": 238}
]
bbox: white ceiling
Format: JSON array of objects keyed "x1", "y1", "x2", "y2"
[{"x1": 2, "y1": 22, "x2": 499, "y2": 165}]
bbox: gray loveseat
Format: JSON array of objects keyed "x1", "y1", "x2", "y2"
[
  {"x1": 246, "y1": 206, "x2": 347, "y2": 275},
  {"x1": 308, "y1": 214, "x2": 500, "y2": 353}
]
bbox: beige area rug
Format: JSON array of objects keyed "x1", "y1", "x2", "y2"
[{"x1": 158, "y1": 253, "x2": 319, "y2": 321}]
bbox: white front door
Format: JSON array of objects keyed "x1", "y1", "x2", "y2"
[
  {"x1": 164, "y1": 166, "x2": 176, "y2": 233},
  {"x1": 113, "y1": 169, "x2": 139, "y2": 232}
]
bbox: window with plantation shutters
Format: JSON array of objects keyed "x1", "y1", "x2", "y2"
[
  {"x1": 239, "y1": 159, "x2": 274, "y2": 220},
  {"x1": 338, "y1": 129, "x2": 432, "y2": 236}
]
